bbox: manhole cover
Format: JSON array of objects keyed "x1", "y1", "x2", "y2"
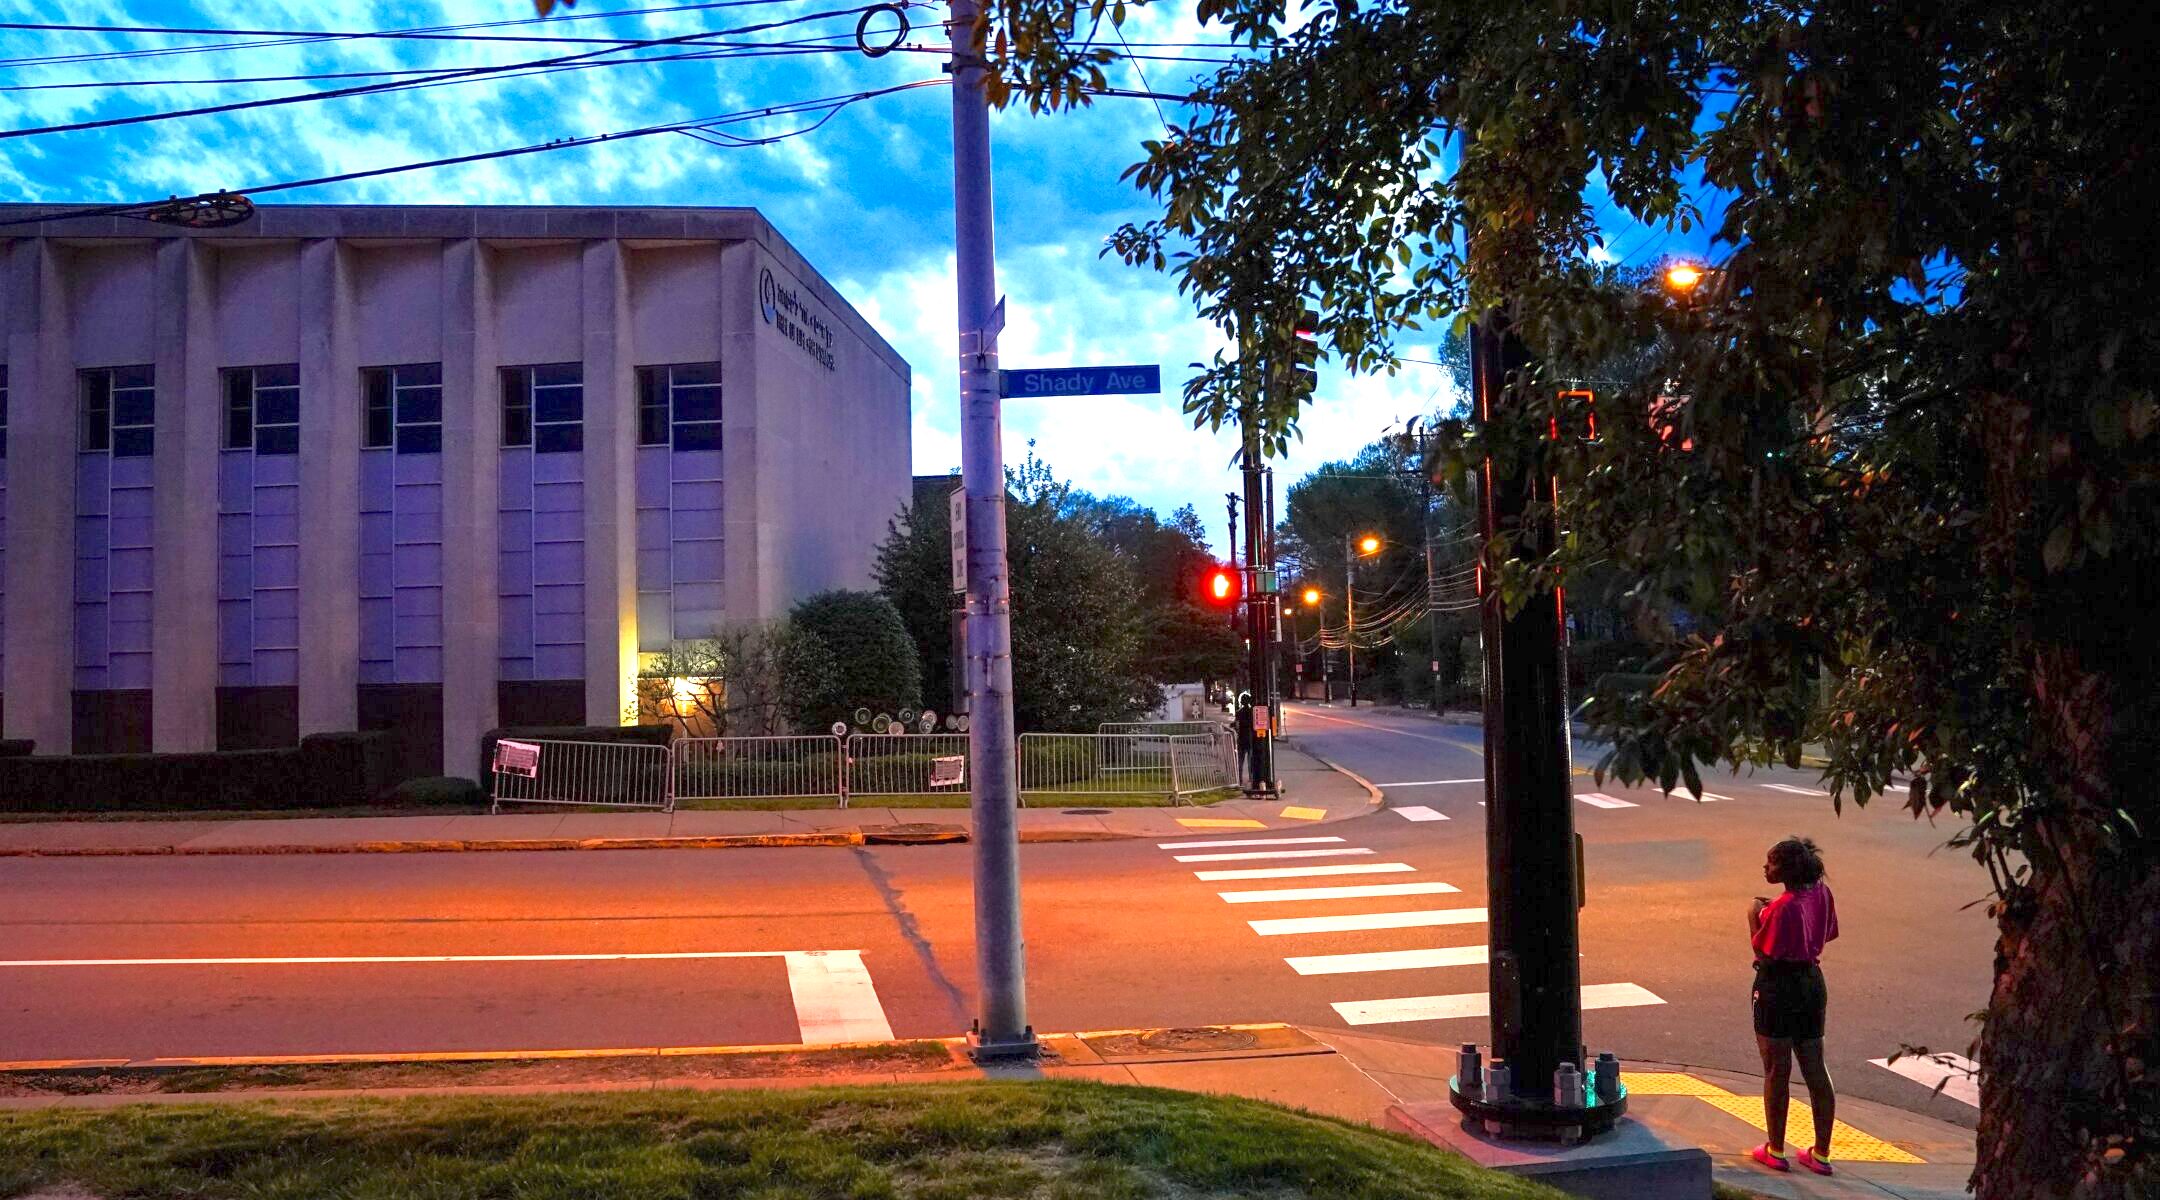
[{"x1": 1061, "y1": 808, "x2": 1111, "y2": 815}]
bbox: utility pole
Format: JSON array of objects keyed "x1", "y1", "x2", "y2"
[
  {"x1": 1343, "y1": 533, "x2": 1359, "y2": 708},
  {"x1": 1419, "y1": 445, "x2": 1444, "y2": 712},
  {"x1": 1240, "y1": 401, "x2": 1274, "y2": 793},
  {"x1": 948, "y1": 0, "x2": 1033, "y2": 1062}
]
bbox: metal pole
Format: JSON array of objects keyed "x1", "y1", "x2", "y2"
[
  {"x1": 1241, "y1": 402, "x2": 1273, "y2": 793},
  {"x1": 1466, "y1": 306, "x2": 1583, "y2": 1118},
  {"x1": 1345, "y1": 534, "x2": 1358, "y2": 707},
  {"x1": 949, "y1": 0, "x2": 1033, "y2": 1061},
  {"x1": 1421, "y1": 453, "x2": 1443, "y2": 712}
]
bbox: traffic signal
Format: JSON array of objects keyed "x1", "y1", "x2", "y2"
[
  {"x1": 1289, "y1": 308, "x2": 1320, "y2": 402},
  {"x1": 1201, "y1": 564, "x2": 1242, "y2": 607},
  {"x1": 1554, "y1": 388, "x2": 1598, "y2": 441}
]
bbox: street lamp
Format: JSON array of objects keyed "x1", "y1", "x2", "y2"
[
  {"x1": 1302, "y1": 587, "x2": 1321, "y2": 607},
  {"x1": 1663, "y1": 261, "x2": 1703, "y2": 293},
  {"x1": 1345, "y1": 534, "x2": 1381, "y2": 707}
]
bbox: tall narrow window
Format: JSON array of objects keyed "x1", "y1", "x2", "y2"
[
  {"x1": 0, "y1": 364, "x2": 9, "y2": 458},
  {"x1": 501, "y1": 363, "x2": 582, "y2": 452},
  {"x1": 633, "y1": 362, "x2": 723, "y2": 451},
  {"x1": 222, "y1": 364, "x2": 300, "y2": 454},
  {"x1": 360, "y1": 363, "x2": 442, "y2": 453},
  {"x1": 79, "y1": 366, "x2": 154, "y2": 456}
]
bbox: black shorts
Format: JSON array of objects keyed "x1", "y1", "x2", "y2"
[{"x1": 1752, "y1": 960, "x2": 1827, "y2": 1041}]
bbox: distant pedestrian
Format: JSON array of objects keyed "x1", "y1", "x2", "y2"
[
  {"x1": 1747, "y1": 835, "x2": 1840, "y2": 1177},
  {"x1": 1233, "y1": 694, "x2": 1256, "y2": 784}
]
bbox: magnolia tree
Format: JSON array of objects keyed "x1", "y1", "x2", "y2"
[{"x1": 975, "y1": 2, "x2": 2156, "y2": 1195}]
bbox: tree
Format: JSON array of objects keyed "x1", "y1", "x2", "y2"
[
  {"x1": 875, "y1": 450, "x2": 1162, "y2": 732},
  {"x1": 783, "y1": 591, "x2": 922, "y2": 733},
  {"x1": 1063, "y1": 494, "x2": 1242, "y2": 685},
  {"x1": 634, "y1": 623, "x2": 832, "y2": 738},
  {"x1": 982, "y1": 3, "x2": 2157, "y2": 1194}
]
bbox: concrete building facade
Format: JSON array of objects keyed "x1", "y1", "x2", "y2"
[{"x1": 0, "y1": 204, "x2": 911, "y2": 777}]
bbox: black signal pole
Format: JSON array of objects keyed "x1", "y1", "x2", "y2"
[
  {"x1": 1451, "y1": 306, "x2": 1608, "y2": 1134},
  {"x1": 1240, "y1": 398, "x2": 1276, "y2": 794}
]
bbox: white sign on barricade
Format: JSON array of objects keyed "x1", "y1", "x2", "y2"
[
  {"x1": 494, "y1": 739, "x2": 541, "y2": 778},
  {"x1": 929, "y1": 755, "x2": 967, "y2": 788}
]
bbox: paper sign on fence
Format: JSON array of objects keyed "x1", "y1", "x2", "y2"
[
  {"x1": 494, "y1": 739, "x2": 541, "y2": 778},
  {"x1": 929, "y1": 755, "x2": 967, "y2": 788}
]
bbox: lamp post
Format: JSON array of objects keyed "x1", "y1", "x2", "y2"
[{"x1": 1344, "y1": 534, "x2": 1380, "y2": 707}]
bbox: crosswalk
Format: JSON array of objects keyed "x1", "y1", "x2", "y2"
[
  {"x1": 1370, "y1": 776, "x2": 1903, "y2": 822},
  {"x1": 1154, "y1": 831, "x2": 1664, "y2": 1032}
]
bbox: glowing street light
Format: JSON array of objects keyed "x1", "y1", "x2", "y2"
[
  {"x1": 1302, "y1": 587, "x2": 1322, "y2": 607},
  {"x1": 1357, "y1": 534, "x2": 1381, "y2": 555},
  {"x1": 1664, "y1": 261, "x2": 1704, "y2": 292}
]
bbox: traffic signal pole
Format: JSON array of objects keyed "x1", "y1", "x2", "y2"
[
  {"x1": 948, "y1": 0, "x2": 1033, "y2": 1061},
  {"x1": 1240, "y1": 400, "x2": 1276, "y2": 794}
]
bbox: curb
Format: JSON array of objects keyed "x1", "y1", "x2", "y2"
[{"x1": 1290, "y1": 745, "x2": 1387, "y2": 811}]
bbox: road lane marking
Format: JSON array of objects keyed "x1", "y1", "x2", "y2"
[
  {"x1": 1664, "y1": 791, "x2": 1731, "y2": 802},
  {"x1": 1194, "y1": 863, "x2": 1415, "y2": 881},
  {"x1": 1157, "y1": 836, "x2": 1346, "y2": 850},
  {"x1": 1695, "y1": 1094, "x2": 1927, "y2": 1163},
  {"x1": 1871, "y1": 1052, "x2": 1980, "y2": 1108},
  {"x1": 1884, "y1": 783, "x2": 1910, "y2": 793},
  {"x1": 1218, "y1": 881, "x2": 1461, "y2": 904},
  {"x1": 1374, "y1": 779, "x2": 1483, "y2": 787},
  {"x1": 1762, "y1": 783, "x2": 1829, "y2": 796},
  {"x1": 1249, "y1": 907, "x2": 1489, "y2": 936},
  {"x1": 1280, "y1": 805, "x2": 1328, "y2": 820},
  {"x1": 0, "y1": 950, "x2": 792, "y2": 967},
  {"x1": 1172, "y1": 848, "x2": 1376, "y2": 863},
  {"x1": 1334, "y1": 981, "x2": 1663, "y2": 1025},
  {"x1": 1285, "y1": 945, "x2": 1488, "y2": 975},
  {"x1": 1393, "y1": 806, "x2": 1449, "y2": 821},
  {"x1": 1175, "y1": 818, "x2": 1267, "y2": 829},
  {"x1": 1577, "y1": 793, "x2": 1638, "y2": 809},
  {"x1": 781, "y1": 950, "x2": 893, "y2": 1044}
]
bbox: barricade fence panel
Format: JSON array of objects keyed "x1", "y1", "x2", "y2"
[
  {"x1": 1018, "y1": 732, "x2": 1238, "y2": 802},
  {"x1": 490, "y1": 739, "x2": 674, "y2": 813},
  {"x1": 1095, "y1": 720, "x2": 1227, "y2": 739},
  {"x1": 672, "y1": 736, "x2": 844, "y2": 805},
  {"x1": 847, "y1": 733, "x2": 974, "y2": 798}
]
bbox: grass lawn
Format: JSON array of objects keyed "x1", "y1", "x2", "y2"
[{"x1": 0, "y1": 1080, "x2": 1569, "y2": 1200}]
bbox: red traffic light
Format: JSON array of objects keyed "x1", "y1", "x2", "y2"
[{"x1": 1201, "y1": 565, "x2": 1242, "y2": 607}]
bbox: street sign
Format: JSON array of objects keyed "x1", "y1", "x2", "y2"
[
  {"x1": 998, "y1": 364, "x2": 1160, "y2": 399},
  {"x1": 949, "y1": 488, "x2": 967, "y2": 592}
]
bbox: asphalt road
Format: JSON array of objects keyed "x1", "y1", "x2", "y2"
[{"x1": 0, "y1": 702, "x2": 1991, "y2": 1128}]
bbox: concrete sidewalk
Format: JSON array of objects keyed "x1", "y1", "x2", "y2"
[{"x1": 0, "y1": 743, "x2": 1379, "y2": 857}]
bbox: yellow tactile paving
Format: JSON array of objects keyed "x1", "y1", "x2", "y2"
[
  {"x1": 1175, "y1": 818, "x2": 1267, "y2": 829},
  {"x1": 1696, "y1": 1094, "x2": 1927, "y2": 1164},
  {"x1": 1622, "y1": 1072, "x2": 1735, "y2": 1097},
  {"x1": 1279, "y1": 806, "x2": 1327, "y2": 820}
]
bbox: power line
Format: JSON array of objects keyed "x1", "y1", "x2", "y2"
[{"x1": 0, "y1": 4, "x2": 893, "y2": 142}]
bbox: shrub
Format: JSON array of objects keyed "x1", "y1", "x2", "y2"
[
  {"x1": 0, "y1": 732, "x2": 394, "y2": 814},
  {"x1": 785, "y1": 590, "x2": 922, "y2": 732},
  {"x1": 0, "y1": 740, "x2": 34, "y2": 759},
  {"x1": 385, "y1": 776, "x2": 485, "y2": 808}
]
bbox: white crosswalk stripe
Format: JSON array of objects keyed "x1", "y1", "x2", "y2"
[
  {"x1": 1156, "y1": 836, "x2": 1345, "y2": 850},
  {"x1": 1285, "y1": 945, "x2": 1488, "y2": 976},
  {"x1": 1664, "y1": 791, "x2": 1731, "y2": 802},
  {"x1": 1334, "y1": 982, "x2": 1665, "y2": 1026},
  {"x1": 1217, "y1": 881, "x2": 1460, "y2": 904},
  {"x1": 1172, "y1": 847, "x2": 1375, "y2": 863},
  {"x1": 1763, "y1": 783, "x2": 1829, "y2": 796},
  {"x1": 1193, "y1": 862, "x2": 1415, "y2": 881},
  {"x1": 1393, "y1": 806, "x2": 1449, "y2": 821},
  {"x1": 1249, "y1": 907, "x2": 1489, "y2": 937},
  {"x1": 1870, "y1": 1052, "x2": 1980, "y2": 1107},
  {"x1": 1577, "y1": 792, "x2": 1637, "y2": 809}
]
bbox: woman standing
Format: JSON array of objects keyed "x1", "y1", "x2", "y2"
[{"x1": 1747, "y1": 834, "x2": 1839, "y2": 1176}]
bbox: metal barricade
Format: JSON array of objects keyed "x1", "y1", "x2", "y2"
[
  {"x1": 1018, "y1": 731, "x2": 1236, "y2": 803},
  {"x1": 846, "y1": 733, "x2": 974, "y2": 799},
  {"x1": 672, "y1": 735, "x2": 844, "y2": 806},
  {"x1": 1095, "y1": 720, "x2": 1226, "y2": 739},
  {"x1": 490, "y1": 739, "x2": 674, "y2": 813}
]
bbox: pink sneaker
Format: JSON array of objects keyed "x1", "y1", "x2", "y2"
[
  {"x1": 1752, "y1": 1144, "x2": 1791, "y2": 1172},
  {"x1": 1797, "y1": 1147, "x2": 1834, "y2": 1176}
]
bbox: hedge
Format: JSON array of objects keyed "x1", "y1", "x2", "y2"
[
  {"x1": 477, "y1": 724, "x2": 673, "y2": 797},
  {"x1": 0, "y1": 731, "x2": 397, "y2": 814}
]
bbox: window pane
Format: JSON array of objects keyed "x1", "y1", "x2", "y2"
[
  {"x1": 638, "y1": 407, "x2": 669, "y2": 447},
  {"x1": 256, "y1": 363, "x2": 298, "y2": 389},
  {"x1": 112, "y1": 364, "x2": 154, "y2": 390},
  {"x1": 669, "y1": 362, "x2": 721, "y2": 388},
  {"x1": 503, "y1": 407, "x2": 531, "y2": 447},
  {"x1": 113, "y1": 427, "x2": 154, "y2": 458},
  {"x1": 113, "y1": 389, "x2": 154, "y2": 428},
  {"x1": 397, "y1": 423, "x2": 441, "y2": 454},
  {"x1": 637, "y1": 367, "x2": 662, "y2": 410},
  {"x1": 225, "y1": 372, "x2": 253, "y2": 449},
  {"x1": 532, "y1": 362, "x2": 581, "y2": 388},
  {"x1": 256, "y1": 425, "x2": 299, "y2": 456},
  {"x1": 398, "y1": 362, "x2": 442, "y2": 387},
  {"x1": 256, "y1": 387, "x2": 299, "y2": 427},
  {"x1": 365, "y1": 405, "x2": 393, "y2": 449},
  {"x1": 673, "y1": 421, "x2": 722, "y2": 452},
  {"x1": 672, "y1": 384, "x2": 721, "y2": 423},
  {"x1": 535, "y1": 423, "x2": 583, "y2": 454},
  {"x1": 364, "y1": 367, "x2": 391, "y2": 412},
  {"x1": 534, "y1": 386, "x2": 582, "y2": 425},
  {"x1": 396, "y1": 385, "x2": 441, "y2": 424}
]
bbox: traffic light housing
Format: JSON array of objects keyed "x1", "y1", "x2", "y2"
[
  {"x1": 1200, "y1": 564, "x2": 1242, "y2": 607},
  {"x1": 1290, "y1": 308, "x2": 1320, "y2": 402}
]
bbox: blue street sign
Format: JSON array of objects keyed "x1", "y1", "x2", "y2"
[{"x1": 998, "y1": 364, "x2": 1161, "y2": 398}]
